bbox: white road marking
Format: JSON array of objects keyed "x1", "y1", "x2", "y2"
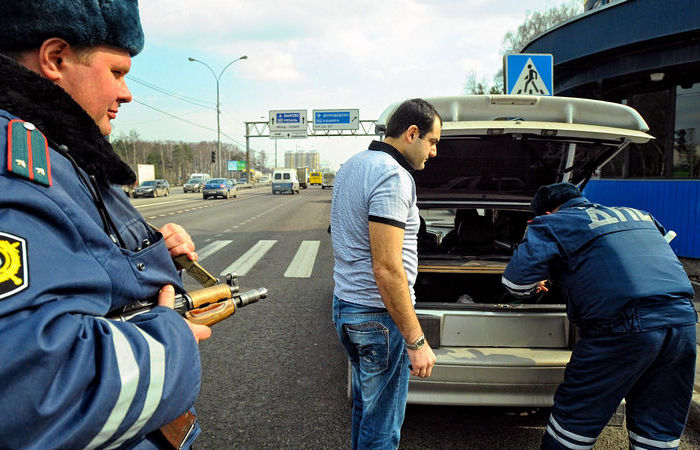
[
  {"x1": 284, "y1": 241, "x2": 320, "y2": 278},
  {"x1": 220, "y1": 240, "x2": 277, "y2": 276},
  {"x1": 197, "y1": 240, "x2": 233, "y2": 260}
]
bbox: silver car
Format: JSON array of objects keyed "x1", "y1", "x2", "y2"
[
  {"x1": 367, "y1": 95, "x2": 653, "y2": 407},
  {"x1": 131, "y1": 179, "x2": 170, "y2": 198},
  {"x1": 183, "y1": 177, "x2": 204, "y2": 193}
]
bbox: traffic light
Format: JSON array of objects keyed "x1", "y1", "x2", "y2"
[
  {"x1": 211, "y1": 151, "x2": 216, "y2": 163},
  {"x1": 674, "y1": 129, "x2": 687, "y2": 152}
]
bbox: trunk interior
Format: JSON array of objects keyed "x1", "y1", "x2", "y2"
[
  {"x1": 416, "y1": 207, "x2": 565, "y2": 306},
  {"x1": 415, "y1": 207, "x2": 570, "y2": 349}
]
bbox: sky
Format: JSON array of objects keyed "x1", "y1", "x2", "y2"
[{"x1": 112, "y1": 0, "x2": 577, "y2": 171}]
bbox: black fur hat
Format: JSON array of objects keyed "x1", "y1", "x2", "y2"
[
  {"x1": 530, "y1": 182, "x2": 583, "y2": 216},
  {"x1": 0, "y1": 0, "x2": 144, "y2": 56}
]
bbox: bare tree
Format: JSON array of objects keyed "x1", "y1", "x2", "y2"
[
  {"x1": 465, "y1": 0, "x2": 582, "y2": 94},
  {"x1": 464, "y1": 71, "x2": 501, "y2": 95},
  {"x1": 502, "y1": 0, "x2": 582, "y2": 55}
]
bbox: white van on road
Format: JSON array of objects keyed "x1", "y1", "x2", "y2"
[{"x1": 271, "y1": 169, "x2": 300, "y2": 194}]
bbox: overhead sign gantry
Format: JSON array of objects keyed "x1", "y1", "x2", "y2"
[{"x1": 243, "y1": 108, "x2": 377, "y2": 170}]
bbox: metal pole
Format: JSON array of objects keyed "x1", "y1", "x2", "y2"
[
  {"x1": 216, "y1": 80, "x2": 221, "y2": 177},
  {"x1": 245, "y1": 122, "x2": 250, "y2": 178},
  {"x1": 188, "y1": 55, "x2": 247, "y2": 178}
]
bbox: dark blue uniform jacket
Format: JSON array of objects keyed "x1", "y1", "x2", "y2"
[
  {"x1": 0, "y1": 57, "x2": 201, "y2": 449},
  {"x1": 503, "y1": 197, "x2": 696, "y2": 335}
]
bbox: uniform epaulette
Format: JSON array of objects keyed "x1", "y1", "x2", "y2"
[{"x1": 6, "y1": 119, "x2": 52, "y2": 186}]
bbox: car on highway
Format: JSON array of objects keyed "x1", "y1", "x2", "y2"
[
  {"x1": 367, "y1": 94, "x2": 653, "y2": 407},
  {"x1": 321, "y1": 171, "x2": 335, "y2": 189},
  {"x1": 271, "y1": 169, "x2": 300, "y2": 194},
  {"x1": 202, "y1": 178, "x2": 237, "y2": 199},
  {"x1": 183, "y1": 177, "x2": 205, "y2": 193},
  {"x1": 259, "y1": 176, "x2": 271, "y2": 184},
  {"x1": 131, "y1": 179, "x2": 170, "y2": 198}
]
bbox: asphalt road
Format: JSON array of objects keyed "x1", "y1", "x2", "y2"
[{"x1": 135, "y1": 186, "x2": 700, "y2": 449}]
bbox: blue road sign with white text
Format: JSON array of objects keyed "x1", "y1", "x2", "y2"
[
  {"x1": 315, "y1": 111, "x2": 350, "y2": 124},
  {"x1": 312, "y1": 109, "x2": 359, "y2": 130},
  {"x1": 276, "y1": 112, "x2": 301, "y2": 123}
]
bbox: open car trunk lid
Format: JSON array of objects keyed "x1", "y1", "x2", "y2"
[{"x1": 370, "y1": 95, "x2": 655, "y2": 405}]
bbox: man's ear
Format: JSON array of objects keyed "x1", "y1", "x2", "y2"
[
  {"x1": 37, "y1": 38, "x2": 71, "y2": 82},
  {"x1": 405, "y1": 124, "x2": 419, "y2": 143}
]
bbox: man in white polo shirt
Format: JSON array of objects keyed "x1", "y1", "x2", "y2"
[{"x1": 331, "y1": 98, "x2": 441, "y2": 449}]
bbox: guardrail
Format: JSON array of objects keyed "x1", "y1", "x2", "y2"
[{"x1": 237, "y1": 182, "x2": 270, "y2": 190}]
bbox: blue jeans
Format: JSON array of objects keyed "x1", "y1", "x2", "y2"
[{"x1": 332, "y1": 295, "x2": 410, "y2": 450}]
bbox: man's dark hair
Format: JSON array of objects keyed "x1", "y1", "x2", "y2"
[{"x1": 385, "y1": 98, "x2": 442, "y2": 139}]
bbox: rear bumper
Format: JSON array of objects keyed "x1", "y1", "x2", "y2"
[
  {"x1": 272, "y1": 183, "x2": 294, "y2": 191},
  {"x1": 407, "y1": 346, "x2": 570, "y2": 406}
]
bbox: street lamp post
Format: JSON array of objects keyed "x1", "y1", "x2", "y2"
[{"x1": 188, "y1": 55, "x2": 247, "y2": 177}]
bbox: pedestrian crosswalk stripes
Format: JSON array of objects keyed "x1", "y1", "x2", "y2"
[
  {"x1": 197, "y1": 240, "x2": 233, "y2": 260},
  {"x1": 219, "y1": 240, "x2": 277, "y2": 277},
  {"x1": 284, "y1": 240, "x2": 320, "y2": 278},
  {"x1": 199, "y1": 239, "x2": 323, "y2": 278}
]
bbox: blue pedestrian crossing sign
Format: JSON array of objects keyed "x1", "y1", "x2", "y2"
[{"x1": 504, "y1": 53, "x2": 553, "y2": 96}]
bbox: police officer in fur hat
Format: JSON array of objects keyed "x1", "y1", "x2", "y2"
[
  {"x1": 503, "y1": 182, "x2": 696, "y2": 450},
  {"x1": 0, "y1": 1, "x2": 210, "y2": 448}
]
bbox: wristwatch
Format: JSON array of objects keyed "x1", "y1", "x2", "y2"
[{"x1": 406, "y1": 334, "x2": 425, "y2": 351}]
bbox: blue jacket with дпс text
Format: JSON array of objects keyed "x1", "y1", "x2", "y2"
[{"x1": 502, "y1": 197, "x2": 696, "y2": 334}]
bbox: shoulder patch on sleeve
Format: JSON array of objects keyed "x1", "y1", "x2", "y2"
[
  {"x1": 7, "y1": 120, "x2": 52, "y2": 186},
  {"x1": 0, "y1": 232, "x2": 29, "y2": 299}
]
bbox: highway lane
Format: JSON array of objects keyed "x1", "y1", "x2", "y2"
[{"x1": 131, "y1": 187, "x2": 700, "y2": 449}]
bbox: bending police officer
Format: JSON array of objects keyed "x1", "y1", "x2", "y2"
[{"x1": 502, "y1": 182, "x2": 696, "y2": 450}]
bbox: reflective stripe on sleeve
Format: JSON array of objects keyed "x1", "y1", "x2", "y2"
[
  {"x1": 86, "y1": 319, "x2": 140, "y2": 449},
  {"x1": 86, "y1": 319, "x2": 167, "y2": 449},
  {"x1": 629, "y1": 431, "x2": 681, "y2": 449},
  {"x1": 105, "y1": 325, "x2": 166, "y2": 449},
  {"x1": 501, "y1": 276, "x2": 539, "y2": 296}
]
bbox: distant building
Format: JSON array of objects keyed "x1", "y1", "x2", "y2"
[
  {"x1": 284, "y1": 150, "x2": 320, "y2": 170},
  {"x1": 524, "y1": 0, "x2": 699, "y2": 257}
]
